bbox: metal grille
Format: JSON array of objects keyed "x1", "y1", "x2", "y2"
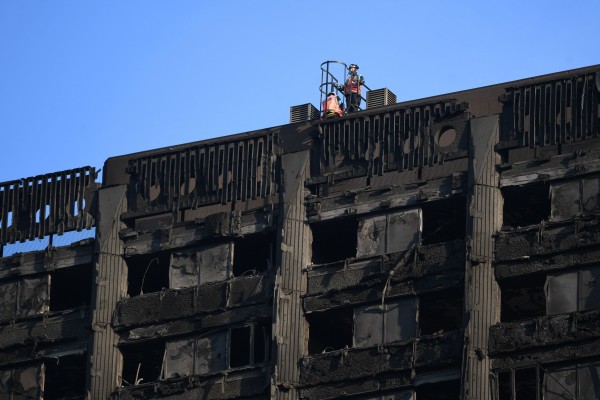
[
  {"x1": 127, "y1": 132, "x2": 279, "y2": 213},
  {"x1": 290, "y1": 103, "x2": 319, "y2": 123},
  {"x1": 366, "y1": 88, "x2": 397, "y2": 109},
  {"x1": 0, "y1": 167, "x2": 96, "y2": 245},
  {"x1": 315, "y1": 100, "x2": 468, "y2": 179},
  {"x1": 501, "y1": 71, "x2": 600, "y2": 147}
]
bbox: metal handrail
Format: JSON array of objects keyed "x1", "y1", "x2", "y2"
[{"x1": 319, "y1": 60, "x2": 370, "y2": 115}]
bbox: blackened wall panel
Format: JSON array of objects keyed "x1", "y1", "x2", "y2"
[
  {"x1": 501, "y1": 71, "x2": 600, "y2": 150},
  {"x1": 314, "y1": 102, "x2": 468, "y2": 183},
  {"x1": 126, "y1": 133, "x2": 279, "y2": 215}
]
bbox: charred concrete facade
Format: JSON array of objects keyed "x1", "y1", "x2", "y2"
[{"x1": 1, "y1": 64, "x2": 600, "y2": 399}]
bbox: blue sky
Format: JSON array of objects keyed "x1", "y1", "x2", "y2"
[{"x1": 1, "y1": 1, "x2": 599, "y2": 184}]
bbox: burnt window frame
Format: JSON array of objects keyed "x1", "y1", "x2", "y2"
[
  {"x1": 496, "y1": 365, "x2": 542, "y2": 400},
  {"x1": 228, "y1": 320, "x2": 272, "y2": 369}
]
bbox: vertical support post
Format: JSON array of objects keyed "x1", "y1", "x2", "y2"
[
  {"x1": 273, "y1": 151, "x2": 310, "y2": 400},
  {"x1": 463, "y1": 116, "x2": 502, "y2": 399},
  {"x1": 86, "y1": 185, "x2": 128, "y2": 399}
]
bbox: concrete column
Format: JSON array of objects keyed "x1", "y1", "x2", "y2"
[
  {"x1": 86, "y1": 185, "x2": 129, "y2": 399},
  {"x1": 463, "y1": 116, "x2": 502, "y2": 399},
  {"x1": 273, "y1": 151, "x2": 310, "y2": 400}
]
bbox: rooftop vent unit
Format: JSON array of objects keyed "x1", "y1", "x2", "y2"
[
  {"x1": 290, "y1": 103, "x2": 319, "y2": 123},
  {"x1": 366, "y1": 88, "x2": 397, "y2": 109}
]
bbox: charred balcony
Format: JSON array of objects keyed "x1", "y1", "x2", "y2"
[
  {"x1": 305, "y1": 240, "x2": 465, "y2": 307},
  {"x1": 113, "y1": 320, "x2": 272, "y2": 399},
  {"x1": 298, "y1": 331, "x2": 463, "y2": 399}
]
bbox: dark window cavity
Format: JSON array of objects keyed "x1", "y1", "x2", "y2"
[
  {"x1": 502, "y1": 182, "x2": 550, "y2": 228},
  {"x1": 49, "y1": 264, "x2": 92, "y2": 311},
  {"x1": 419, "y1": 287, "x2": 464, "y2": 335},
  {"x1": 307, "y1": 308, "x2": 353, "y2": 354},
  {"x1": 416, "y1": 379, "x2": 461, "y2": 399},
  {"x1": 311, "y1": 217, "x2": 358, "y2": 264},
  {"x1": 126, "y1": 251, "x2": 171, "y2": 296},
  {"x1": 500, "y1": 274, "x2": 546, "y2": 322},
  {"x1": 44, "y1": 354, "x2": 86, "y2": 400},
  {"x1": 497, "y1": 366, "x2": 542, "y2": 400},
  {"x1": 421, "y1": 196, "x2": 466, "y2": 245},
  {"x1": 121, "y1": 341, "x2": 165, "y2": 386},
  {"x1": 233, "y1": 231, "x2": 276, "y2": 276},
  {"x1": 229, "y1": 321, "x2": 271, "y2": 368}
]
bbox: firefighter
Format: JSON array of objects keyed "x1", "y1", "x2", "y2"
[
  {"x1": 322, "y1": 91, "x2": 343, "y2": 119},
  {"x1": 338, "y1": 63, "x2": 365, "y2": 113}
]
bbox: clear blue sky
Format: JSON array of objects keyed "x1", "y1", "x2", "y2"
[{"x1": 1, "y1": 1, "x2": 599, "y2": 184}]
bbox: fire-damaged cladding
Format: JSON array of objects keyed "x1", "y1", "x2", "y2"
[
  {"x1": 502, "y1": 174, "x2": 600, "y2": 228},
  {"x1": 311, "y1": 99, "x2": 468, "y2": 182},
  {"x1": 0, "y1": 354, "x2": 86, "y2": 400},
  {"x1": 305, "y1": 214, "x2": 466, "y2": 396},
  {"x1": 498, "y1": 71, "x2": 600, "y2": 156},
  {"x1": 0, "y1": 263, "x2": 92, "y2": 321},
  {"x1": 498, "y1": 175, "x2": 600, "y2": 322},
  {"x1": 0, "y1": 166, "x2": 96, "y2": 245},
  {"x1": 125, "y1": 230, "x2": 275, "y2": 296},
  {"x1": 495, "y1": 361, "x2": 600, "y2": 399},
  {"x1": 125, "y1": 132, "x2": 280, "y2": 214},
  {"x1": 161, "y1": 321, "x2": 271, "y2": 380}
]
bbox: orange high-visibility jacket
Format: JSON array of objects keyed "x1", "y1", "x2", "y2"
[{"x1": 323, "y1": 95, "x2": 343, "y2": 117}]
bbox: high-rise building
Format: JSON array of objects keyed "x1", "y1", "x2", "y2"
[{"x1": 1, "y1": 64, "x2": 599, "y2": 399}]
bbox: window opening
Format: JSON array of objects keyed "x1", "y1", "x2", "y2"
[
  {"x1": 230, "y1": 326, "x2": 251, "y2": 368},
  {"x1": 502, "y1": 182, "x2": 550, "y2": 228},
  {"x1": 421, "y1": 196, "x2": 466, "y2": 245},
  {"x1": 415, "y1": 379, "x2": 461, "y2": 399},
  {"x1": 498, "y1": 371, "x2": 512, "y2": 400},
  {"x1": 500, "y1": 274, "x2": 546, "y2": 322},
  {"x1": 514, "y1": 367, "x2": 538, "y2": 399},
  {"x1": 233, "y1": 231, "x2": 276, "y2": 276},
  {"x1": 311, "y1": 217, "x2": 357, "y2": 264},
  {"x1": 307, "y1": 308, "x2": 353, "y2": 354},
  {"x1": 121, "y1": 340, "x2": 165, "y2": 386},
  {"x1": 253, "y1": 320, "x2": 270, "y2": 364},
  {"x1": 498, "y1": 366, "x2": 542, "y2": 400},
  {"x1": 43, "y1": 354, "x2": 86, "y2": 400},
  {"x1": 419, "y1": 287, "x2": 464, "y2": 335},
  {"x1": 546, "y1": 265, "x2": 600, "y2": 316},
  {"x1": 127, "y1": 250, "x2": 170, "y2": 296},
  {"x1": 49, "y1": 264, "x2": 92, "y2": 311},
  {"x1": 229, "y1": 321, "x2": 271, "y2": 368}
]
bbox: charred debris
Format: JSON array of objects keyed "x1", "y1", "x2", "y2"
[{"x1": 1, "y1": 64, "x2": 600, "y2": 399}]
